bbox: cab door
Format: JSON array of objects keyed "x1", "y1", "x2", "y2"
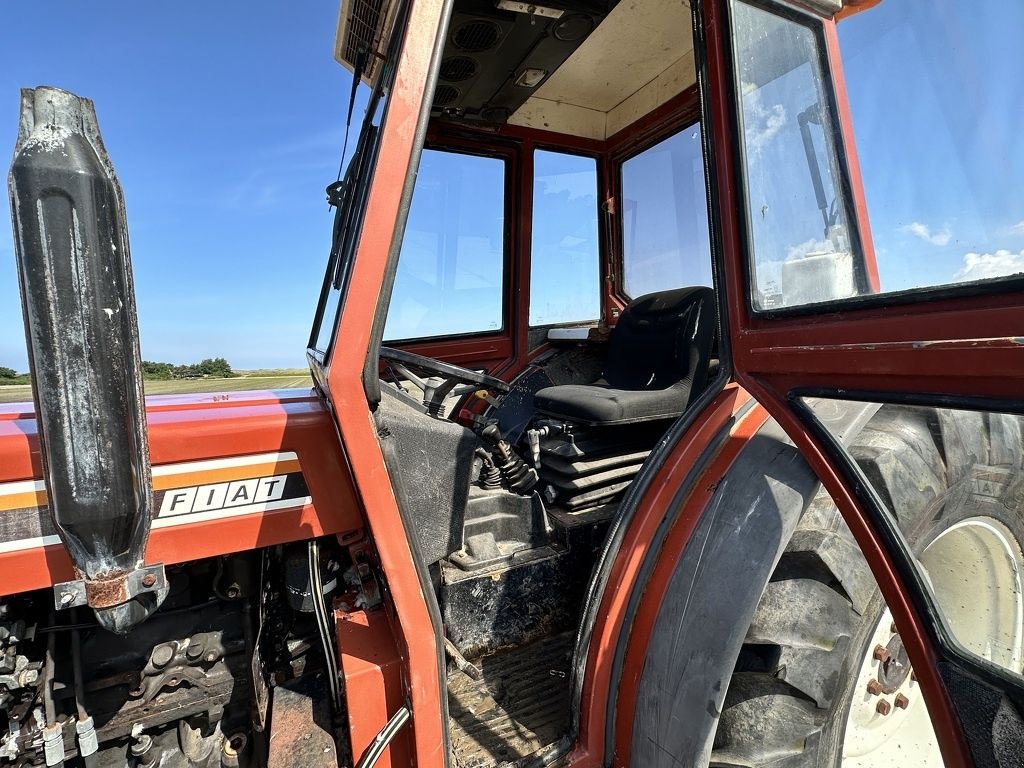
[{"x1": 703, "y1": 0, "x2": 1024, "y2": 763}]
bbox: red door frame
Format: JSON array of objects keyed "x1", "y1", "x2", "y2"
[
  {"x1": 705, "y1": 0, "x2": 1024, "y2": 764},
  {"x1": 324, "y1": 0, "x2": 451, "y2": 764}
]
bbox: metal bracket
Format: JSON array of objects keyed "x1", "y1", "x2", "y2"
[{"x1": 54, "y1": 563, "x2": 167, "y2": 611}]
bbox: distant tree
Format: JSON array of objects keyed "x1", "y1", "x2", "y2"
[
  {"x1": 197, "y1": 357, "x2": 234, "y2": 378},
  {"x1": 173, "y1": 364, "x2": 201, "y2": 379},
  {"x1": 0, "y1": 366, "x2": 16, "y2": 379},
  {"x1": 141, "y1": 361, "x2": 174, "y2": 380}
]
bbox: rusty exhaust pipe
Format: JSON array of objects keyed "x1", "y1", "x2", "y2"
[{"x1": 8, "y1": 86, "x2": 166, "y2": 634}]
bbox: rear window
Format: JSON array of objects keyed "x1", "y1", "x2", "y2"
[
  {"x1": 384, "y1": 149, "x2": 506, "y2": 341},
  {"x1": 620, "y1": 122, "x2": 713, "y2": 298},
  {"x1": 530, "y1": 150, "x2": 600, "y2": 326}
]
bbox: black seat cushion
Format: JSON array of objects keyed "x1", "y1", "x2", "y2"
[
  {"x1": 533, "y1": 380, "x2": 692, "y2": 425},
  {"x1": 534, "y1": 287, "x2": 715, "y2": 426}
]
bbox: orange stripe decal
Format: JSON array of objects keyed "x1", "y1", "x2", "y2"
[{"x1": 0, "y1": 452, "x2": 302, "y2": 512}]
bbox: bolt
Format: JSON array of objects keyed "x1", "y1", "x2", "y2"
[
  {"x1": 866, "y1": 679, "x2": 884, "y2": 696},
  {"x1": 873, "y1": 644, "x2": 891, "y2": 663},
  {"x1": 130, "y1": 733, "x2": 153, "y2": 757},
  {"x1": 895, "y1": 693, "x2": 910, "y2": 709},
  {"x1": 59, "y1": 591, "x2": 75, "y2": 606},
  {"x1": 205, "y1": 652, "x2": 217, "y2": 663},
  {"x1": 141, "y1": 574, "x2": 156, "y2": 588},
  {"x1": 226, "y1": 583, "x2": 241, "y2": 599},
  {"x1": 151, "y1": 643, "x2": 175, "y2": 669},
  {"x1": 876, "y1": 699, "x2": 892, "y2": 716}
]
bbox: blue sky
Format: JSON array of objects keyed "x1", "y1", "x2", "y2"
[
  {"x1": 839, "y1": 0, "x2": 1024, "y2": 292},
  {"x1": 3, "y1": 1, "x2": 1020, "y2": 371},
  {"x1": 1, "y1": 2, "x2": 358, "y2": 371}
]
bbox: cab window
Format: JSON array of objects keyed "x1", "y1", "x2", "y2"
[
  {"x1": 731, "y1": 0, "x2": 1024, "y2": 311},
  {"x1": 530, "y1": 150, "x2": 600, "y2": 326},
  {"x1": 384, "y1": 149, "x2": 506, "y2": 341},
  {"x1": 621, "y1": 123, "x2": 713, "y2": 298},
  {"x1": 839, "y1": 1, "x2": 1023, "y2": 294}
]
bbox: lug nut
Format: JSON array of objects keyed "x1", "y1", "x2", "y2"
[
  {"x1": 866, "y1": 679, "x2": 883, "y2": 696},
  {"x1": 876, "y1": 699, "x2": 892, "y2": 716},
  {"x1": 895, "y1": 693, "x2": 910, "y2": 709},
  {"x1": 873, "y1": 644, "x2": 891, "y2": 663}
]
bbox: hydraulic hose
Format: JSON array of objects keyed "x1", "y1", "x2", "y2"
[
  {"x1": 71, "y1": 616, "x2": 99, "y2": 767},
  {"x1": 42, "y1": 624, "x2": 65, "y2": 767}
]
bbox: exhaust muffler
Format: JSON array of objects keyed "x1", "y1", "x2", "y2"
[{"x1": 8, "y1": 86, "x2": 166, "y2": 634}]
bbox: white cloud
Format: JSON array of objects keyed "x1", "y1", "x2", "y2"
[
  {"x1": 902, "y1": 222, "x2": 952, "y2": 247},
  {"x1": 955, "y1": 249, "x2": 1024, "y2": 281},
  {"x1": 740, "y1": 83, "x2": 787, "y2": 154},
  {"x1": 1010, "y1": 220, "x2": 1024, "y2": 235}
]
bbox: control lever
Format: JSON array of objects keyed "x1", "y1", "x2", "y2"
[
  {"x1": 525, "y1": 426, "x2": 550, "y2": 469},
  {"x1": 480, "y1": 425, "x2": 538, "y2": 495}
]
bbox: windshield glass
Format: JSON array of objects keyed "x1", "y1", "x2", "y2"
[{"x1": 307, "y1": 0, "x2": 407, "y2": 361}]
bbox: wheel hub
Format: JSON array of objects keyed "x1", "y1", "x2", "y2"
[
  {"x1": 843, "y1": 516, "x2": 1024, "y2": 766},
  {"x1": 841, "y1": 608, "x2": 940, "y2": 766},
  {"x1": 876, "y1": 633, "x2": 911, "y2": 694}
]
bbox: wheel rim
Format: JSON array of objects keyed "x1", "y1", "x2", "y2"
[{"x1": 842, "y1": 516, "x2": 1024, "y2": 765}]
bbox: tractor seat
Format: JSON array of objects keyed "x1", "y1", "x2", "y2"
[{"x1": 534, "y1": 287, "x2": 716, "y2": 426}]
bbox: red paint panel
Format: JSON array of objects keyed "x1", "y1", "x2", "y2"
[
  {"x1": 0, "y1": 391, "x2": 362, "y2": 594},
  {"x1": 324, "y1": 1, "x2": 451, "y2": 765},
  {"x1": 569, "y1": 384, "x2": 754, "y2": 767},
  {"x1": 610, "y1": 401, "x2": 769, "y2": 767},
  {"x1": 337, "y1": 608, "x2": 411, "y2": 768}
]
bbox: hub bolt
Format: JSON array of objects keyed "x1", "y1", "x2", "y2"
[
  {"x1": 895, "y1": 693, "x2": 910, "y2": 709},
  {"x1": 873, "y1": 644, "x2": 891, "y2": 663},
  {"x1": 876, "y1": 699, "x2": 892, "y2": 716},
  {"x1": 866, "y1": 679, "x2": 884, "y2": 696}
]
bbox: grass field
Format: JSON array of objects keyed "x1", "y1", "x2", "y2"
[{"x1": 0, "y1": 371, "x2": 312, "y2": 405}]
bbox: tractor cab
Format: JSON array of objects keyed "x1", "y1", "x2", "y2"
[{"x1": 311, "y1": 0, "x2": 877, "y2": 764}]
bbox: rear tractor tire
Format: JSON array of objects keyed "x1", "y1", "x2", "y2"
[{"x1": 712, "y1": 405, "x2": 1024, "y2": 767}]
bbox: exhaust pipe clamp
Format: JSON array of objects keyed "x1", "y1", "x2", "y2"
[{"x1": 54, "y1": 564, "x2": 167, "y2": 611}]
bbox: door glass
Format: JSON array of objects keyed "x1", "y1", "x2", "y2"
[
  {"x1": 621, "y1": 123, "x2": 712, "y2": 298},
  {"x1": 730, "y1": 0, "x2": 865, "y2": 310},
  {"x1": 530, "y1": 150, "x2": 599, "y2": 326},
  {"x1": 804, "y1": 397, "x2": 1024, "y2": 679},
  {"x1": 838, "y1": 1, "x2": 1024, "y2": 294},
  {"x1": 384, "y1": 149, "x2": 505, "y2": 341}
]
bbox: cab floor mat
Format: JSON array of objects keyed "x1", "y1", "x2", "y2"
[{"x1": 448, "y1": 632, "x2": 573, "y2": 768}]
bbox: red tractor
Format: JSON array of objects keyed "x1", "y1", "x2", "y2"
[{"x1": 3, "y1": 0, "x2": 1023, "y2": 766}]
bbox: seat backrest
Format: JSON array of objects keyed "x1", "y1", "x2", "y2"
[{"x1": 604, "y1": 286, "x2": 716, "y2": 393}]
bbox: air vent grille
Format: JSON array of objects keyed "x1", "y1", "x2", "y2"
[
  {"x1": 453, "y1": 21, "x2": 500, "y2": 52},
  {"x1": 337, "y1": 0, "x2": 396, "y2": 87},
  {"x1": 440, "y1": 56, "x2": 478, "y2": 82},
  {"x1": 433, "y1": 85, "x2": 461, "y2": 107}
]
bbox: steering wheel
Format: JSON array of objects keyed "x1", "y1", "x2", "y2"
[{"x1": 379, "y1": 346, "x2": 509, "y2": 416}]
